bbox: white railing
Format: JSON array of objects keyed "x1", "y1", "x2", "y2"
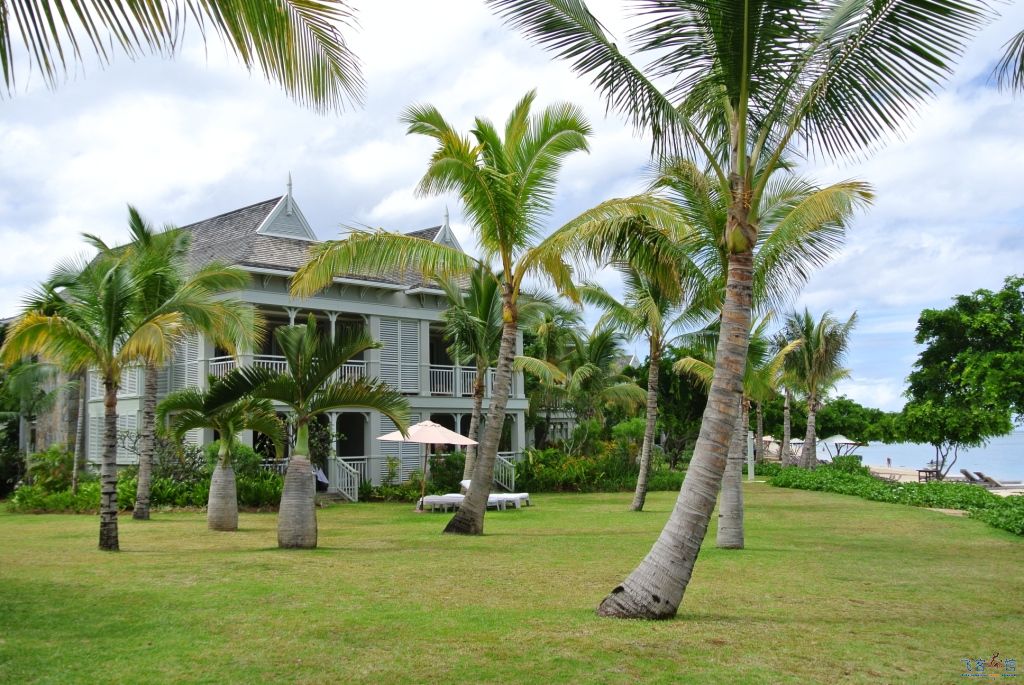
[
  {"x1": 337, "y1": 360, "x2": 367, "y2": 383},
  {"x1": 253, "y1": 354, "x2": 289, "y2": 373},
  {"x1": 209, "y1": 356, "x2": 235, "y2": 378},
  {"x1": 327, "y1": 457, "x2": 360, "y2": 502},
  {"x1": 429, "y1": 365, "x2": 456, "y2": 395},
  {"x1": 494, "y1": 453, "x2": 517, "y2": 493},
  {"x1": 260, "y1": 458, "x2": 288, "y2": 475},
  {"x1": 459, "y1": 368, "x2": 477, "y2": 397}
]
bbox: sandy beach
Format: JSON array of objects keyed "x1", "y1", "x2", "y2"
[{"x1": 866, "y1": 464, "x2": 1024, "y2": 497}]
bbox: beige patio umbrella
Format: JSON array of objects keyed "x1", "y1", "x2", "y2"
[{"x1": 377, "y1": 420, "x2": 477, "y2": 507}]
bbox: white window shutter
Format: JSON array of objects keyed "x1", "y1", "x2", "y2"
[
  {"x1": 378, "y1": 319, "x2": 401, "y2": 389},
  {"x1": 399, "y1": 320, "x2": 420, "y2": 393}
]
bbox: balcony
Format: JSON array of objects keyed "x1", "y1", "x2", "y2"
[
  {"x1": 428, "y1": 365, "x2": 513, "y2": 398},
  {"x1": 208, "y1": 355, "x2": 367, "y2": 382}
]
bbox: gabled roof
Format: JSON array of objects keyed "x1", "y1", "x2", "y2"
[{"x1": 177, "y1": 194, "x2": 460, "y2": 289}]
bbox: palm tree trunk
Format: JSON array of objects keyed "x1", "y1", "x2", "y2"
[
  {"x1": 71, "y1": 377, "x2": 87, "y2": 494},
  {"x1": 596, "y1": 244, "x2": 753, "y2": 619},
  {"x1": 133, "y1": 362, "x2": 157, "y2": 520},
  {"x1": 781, "y1": 389, "x2": 793, "y2": 466},
  {"x1": 461, "y1": 372, "x2": 486, "y2": 481},
  {"x1": 802, "y1": 394, "x2": 818, "y2": 469},
  {"x1": 208, "y1": 442, "x2": 238, "y2": 531},
  {"x1": 755, "y1": 401, "x2": 764, "y2": 464},
  {"x1": 630, "y1": 341, "x2": 660, "y2": 512},
  {"x1": 99, "y1": 380, "x2": 119, "y2": 551},
  {"x1": 716, "y1": 397, "x2": 746, "y2": 549},
  {"x1": 445, "y1": 286, "x2": 517, "y2": 535},
  {"x1": 278, "y1": 421, "x2": 317, "y2": 548}
]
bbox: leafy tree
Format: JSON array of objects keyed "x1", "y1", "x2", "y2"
[
  {"x1": 489, "y1": 0, "x2": 988, "y2": 620},
  {"x1": 911, "y1": 275, "x2": 1024, "y2": 421},
  {"x1": 521, "y1": 300, "x2": 582, "y2": 448},
  {"x1": 899, "y1": 276, "x2": 1023, "y2": 478},
  {"x1": 291, "y1": 90, "x2": 592, "y2": 535},
  {"x1": 212, "y1": 316, "x2": 408, "y2": 548},
  {"x1": 88, "y1": 207, "x2": 260, "y2": 521},
  {"x1": 157, "y1": 376, "x2": 284, "y2": 530},
  {"x1": 782, "y1": 309, "x2": 857, "y2": 468},
  {"x1": 556, "y1": 323, "x2": 646, "y2": 430},
  {"x1": 815, "y1": 396, "x2": 900, "y2": 444},
  {"x1": 2, "y1": 0, "x2": 363, "y2": 111}
]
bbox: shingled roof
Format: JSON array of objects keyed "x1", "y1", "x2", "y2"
[{"x1": 178, "y1": 196, "x2": 451, "y2": 289}]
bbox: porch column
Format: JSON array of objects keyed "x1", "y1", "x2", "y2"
[
  {"x1": 367, "y1": 315, "x2": 381, "y2": 379},
  {"x1": 419, "y1": 319, "x2": 431, "y2": 396},
  {"x1": 327, "y1": 412, "x2": 340, "y2": 459},
  {"x1": 285, "y1": 307, "x2": 299, "y2": 326},
  {"x1": 326, "y1": 311, "x2": 339, "y2": 343},
  {"x1": 514, "y1": 330, "x2": 525, "y2": 398},
  {"x1": 513, "y1": 412, "x2": 526, "y2": 454}
]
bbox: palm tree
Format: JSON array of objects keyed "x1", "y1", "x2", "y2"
[
  {"x1": 520, "y1": 301, "x2": 582, "y2": 448},
  {"x1": 88, "y1": 207, "x2": 261, "y2": 521},
  {"x1": 581, "y1": 270, "x2": 685, "y2": 511},
  {"x1": 490, "y1": 0, "x2": 984, "y2": 619},
  {"x1": 558, "y1": 323, "x2": 646, "y2": 430},
  {"x1": 212, "y1": 315, "x2": 409, "y2": 548},
  {"x1": 782, "y1": 309, "x2": 858, "y2": 469},
  {"x1": 1, "y1": 254, "x2": 194, "y2": 550},
  {"x1": 291, "y1": 90, "x2": 592, "y2": 535},
  {"x1": 157, "y1": 375, "x2": 284, "y2": 530},
  {"x1": 996, "y1": 30, "x2": 1024, "y2": 92},
  {"x1": 677, "y1": 317, "x2": 798, "y2": 548},
  {"x1": 2, "y1": 0, "x2": 363, "y2": 111}
]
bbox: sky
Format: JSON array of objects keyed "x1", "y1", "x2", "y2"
[{"x1": 1, "y1": 1, "x2": 1023, "y2": 411}]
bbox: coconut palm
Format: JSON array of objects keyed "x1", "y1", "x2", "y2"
[
  {"x1": 211, "y1": 316, "x2": 409, "y2": 548},
  {"x1": 1, "y1": 254, "x2": 203, "y2": 550},
  {"x1": 2, "y1": 0, "x2": 363, "y2": 111},
  {"x1": 678, "y1": 317, "x2": 798, "y2": 547},
  {"x1": 581, "y1": 269, "x2": 686, "y2": 511},
  {"x1": 290, "y1": 90, "x2": 594, "y2": 535},
  {"x1": 491, "y1": 0, "x2": 985, "y2": 619},
  {"x1": 157, "y1": 376, "x2": 284, "y2": 530},
  {"x1": 782, "y1": 309, "x2": 858, "y2": 469},
  {"x1": 996, "y1": 30, "x2": 1024, "y2": 92},
  {"x1": 558, "y1": 323, "x2": 646, "y2": 428},
  {"x1": 88, "y1": 207, "x2": 261, "y2": 521}
]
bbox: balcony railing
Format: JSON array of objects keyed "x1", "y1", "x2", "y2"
[{"x1": 207, "y1": 357, "x2": 517, "y2": 398}]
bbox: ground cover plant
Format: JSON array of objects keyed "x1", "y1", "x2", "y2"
[
  {"x1": 1, "y1": 485, "x2": 1021, "y2": 684},
  {"x1": 770, "y1": 458, "x2": 1024, "y2": 535}
]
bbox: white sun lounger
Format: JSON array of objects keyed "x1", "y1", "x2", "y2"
[
  {"x1": 460, "y1": 480, "x2": 531, "y2": 507},
  {"x1": 417, "y1": 493, "x2": 516, "y2": 512}
]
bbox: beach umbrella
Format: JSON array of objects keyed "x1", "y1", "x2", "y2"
[
  {"x1": 820, "y1": 434, "x2": 866, "y2": 459},
  {"x1": 378, "y1": 420, "x2": 477, "y2": 506}
]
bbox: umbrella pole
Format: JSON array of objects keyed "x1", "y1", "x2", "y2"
[{"x1": 420, "y1": 445, "x2": 430, "y2": 508}]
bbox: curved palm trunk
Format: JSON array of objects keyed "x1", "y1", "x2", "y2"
[
  {"x1": 802, "y1": 394, "x2": 818, "y2": 469},
  {"x1": 781, "y1": 389, "x2": 793, "y2": 466},
  {"x1": 461, "y1": 372, "x2": 486, "y2": 481},
  {"x1": 208, "y1": 443, "x2": 238, "y2": 531},
  {"x1": 99, "y1": 381, "x2": 119, "y2": 551},
  {"x1": 133, "y1": 361, "x2": 157, "y2": 520},
  {"x1": 630, "y1": 341, "x2": 660, "y2": 512},
  {"x1": 445, "y1": 287, "x2": 517, "y2": 535},
  {"x1": 597, "y1": 247, "x2": 753, "y2": 619},
  {"x1": 716, "y1": 398, "x2": 746, "y2": 549},
  {"x1": 278, "y1": 422, "x2": 317, "y2": 548}
]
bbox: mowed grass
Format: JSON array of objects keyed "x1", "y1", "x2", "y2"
[{"x1": 1, "y1": 484, "x2": 1021, "y2": 684}]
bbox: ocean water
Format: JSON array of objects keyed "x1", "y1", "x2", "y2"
[{"x1": 853, "y1": 430, "x2": 1024, "y2": 482}]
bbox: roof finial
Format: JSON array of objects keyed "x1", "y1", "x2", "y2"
[
  {"x1": 286, "y1": 172, "x2": 294, "y2": 216},
  {"x1": 443, "y1": 205, "x2": 449, "y2": 226}
]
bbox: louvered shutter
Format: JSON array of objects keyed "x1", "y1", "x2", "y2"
[
  {"x1": 88, "y1": 370, "x2": 103, "y2": 400},
  {"x1": 88, "y1": 416, "x2": 102, "y2": 461},
  {"x1": 170, "y1": 335, "x2": 200, "y2": 391},
  {"x1": 399, "y1": 320, "x2": 420, "y2": 393},
  {"x1": 378, "y1": 319, "x2": 401, "y2": 389},
  {"x1": 118, "y1": 367, "x2": 139, "y2": 398},
  {"x1": 116, "y1": 415, "x2": 138, "y2": 463}
]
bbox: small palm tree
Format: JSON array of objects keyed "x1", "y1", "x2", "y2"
[
  {"x1": 213, "y1": 316, "x2": 409, "y2": 548},
  {"x1": 3, "y1": 0, "x2": 364, "y2": 111},
  {"x1": 291, "y1": 90, "x2": 592, "y2": 535},
  {"x1": 558, "y1": 324, "x2": 646, "y2": 428},
  {"x1": 1, "y1": 254, "x2": 191, "y2": 550},
  {"x1": 88, "y1": 207, "x2": 261, "y2": 521},
  {"x1": 491, "y1": 0, "x2": 988, "y2": 620},
  {"x1": 581, "y1": 269, "x2": 686, "y2": 511},
  {"x1": 157, "y1": 376, "x2": 285, "y2": 531},
  {"x1": 782, "y1": 309, "x2": 858, "y2": 469}
]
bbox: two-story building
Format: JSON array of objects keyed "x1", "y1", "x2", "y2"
[{"x1": 82, "y1": 185, "x2": 528, "y2": 498}]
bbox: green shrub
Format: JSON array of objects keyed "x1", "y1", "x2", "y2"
[
  {"x1": 830, "y1": 455, "x2": 872, "y2": 476},
  {"x1": 203, "y1": 442, "x2": 262, "y2": 477},
  {"x1": 8, "y1": 482, "x2": 100, "y2": 513},
  {"x1": 428, "y1": 452, "x2": 465, "y2": 494},
  {"x1": 515, "y1": 446, "x2": 683, "y2": 493},
  {"x1": 236, "y1": 471, "x2": 283, "y2": 507},
  {"x1": 646, "y1": 467, "x2": 685, "y2": 492},
  {"x1": 27, "y1": 445, "x2": 74, "y2": 492},
  {"x1": 769, "y1": 462, "x2": 1022, "y2": 536}
]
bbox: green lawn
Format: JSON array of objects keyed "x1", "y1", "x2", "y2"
[{"x1": 1, "y1": 484, "x2": 1021, "y2": 684}]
